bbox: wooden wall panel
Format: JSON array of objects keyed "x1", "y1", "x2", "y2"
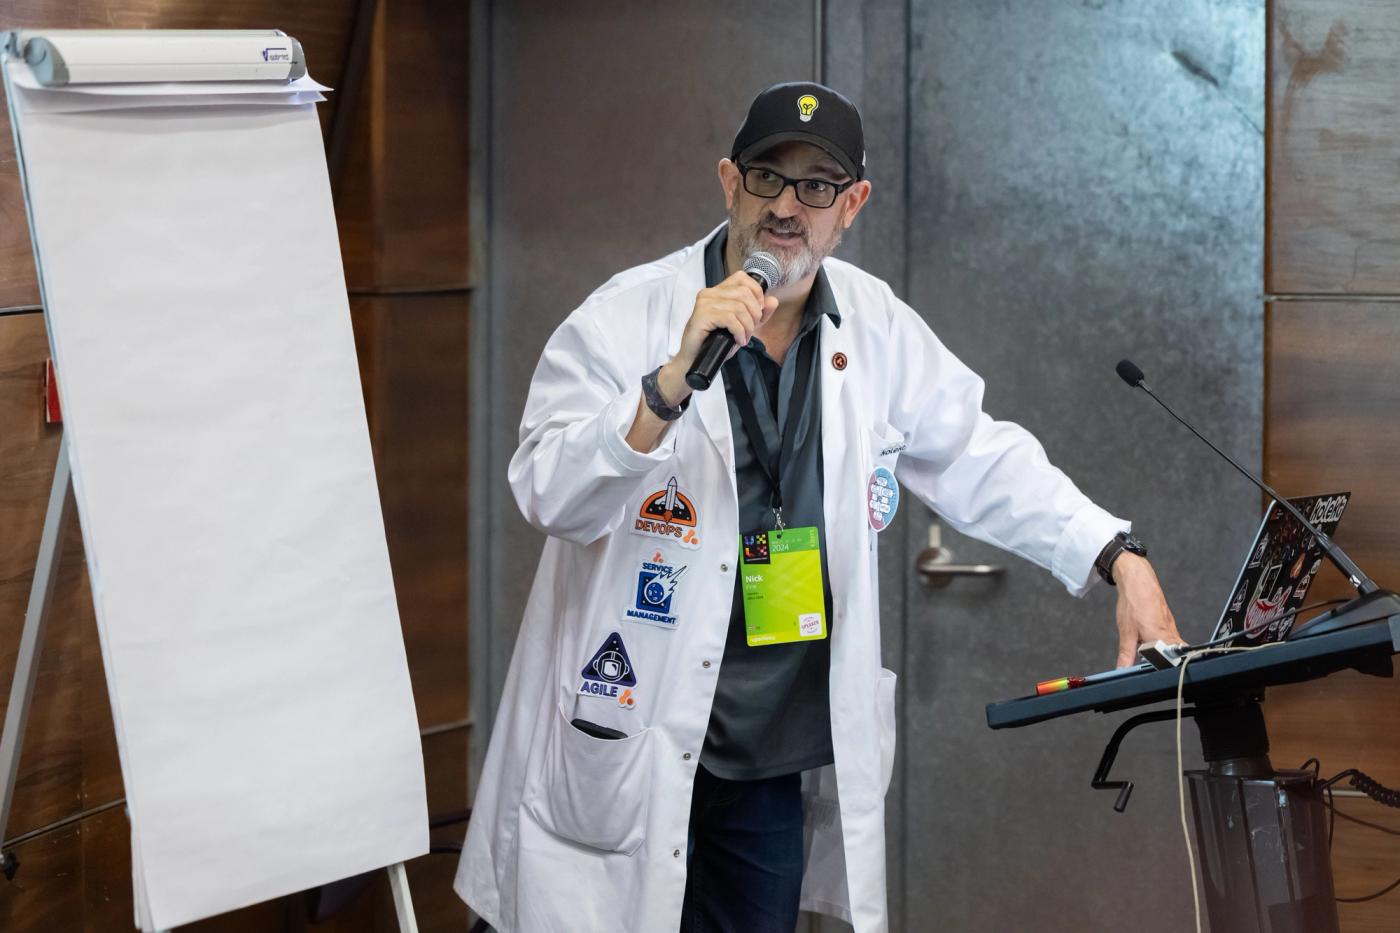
[
  {"x1": 1268, "y1": 0, "x2": 1400, "y2": 294},
  {"x1": 334, "y1": 0, "x2": 471, "y2": 291},
  {"x1": 1267, "y1": 5, "x2": 1400, "y2": 925},
  {"x1": 0, "y1": 1, "x2": 362, "y2": 310},
  {"x1": 351, "y1": 294, "x2": 469, "y2": 729},
  {"x1": 371, "y1": 0, "x2": 471, "y2": 288},
  {"x1": 1263, "y1": 302, "x2": 1400, "y2": 586},
  {"x1": 1262, "y1": 300, "x2": 1400, "y2": 929}
]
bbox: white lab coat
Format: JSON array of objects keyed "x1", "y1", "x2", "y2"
[{"x1": 454, "y1": 227, "x2": 1127, "y2": 932}]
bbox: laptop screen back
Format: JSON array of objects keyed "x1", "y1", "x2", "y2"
[{"x1": 1212, "y1": 492, "x2": 1350, "y2": 644}]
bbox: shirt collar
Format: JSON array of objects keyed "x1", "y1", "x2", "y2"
[{"x1": 702, "y1": 225, "x2": 843, "y2": 334}]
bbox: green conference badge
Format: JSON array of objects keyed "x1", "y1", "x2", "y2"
[{"x1": 739, "y1": 526, "x2": 827, "y2": 646}]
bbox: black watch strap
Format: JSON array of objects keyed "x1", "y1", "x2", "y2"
[
  {"x1": 1095, "y1": 531, "x2": 1147, "y2": 586},
  {"x1": 641, "y1": 366, "x2": 688, "y2": 422}
]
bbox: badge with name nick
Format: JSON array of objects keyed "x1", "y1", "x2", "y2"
[{"x1": 739, "y1": 526, "x2": 827, "y2": 646}]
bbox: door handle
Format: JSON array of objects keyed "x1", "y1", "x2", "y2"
[{"x1": 915, "y1": 522, "x2": 1005, "y2": 589}]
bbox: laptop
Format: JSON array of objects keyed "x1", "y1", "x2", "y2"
[
  {"x1": 1211, "y1": 491, "x2": 1350, "y2": 644},
  {"x1": 1055, "y1": 491, "x2": 1351, "y2": 691}
]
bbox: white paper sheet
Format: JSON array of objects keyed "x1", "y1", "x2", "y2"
[{"x1": 4, "y1": 59, "x2": 427, "y2": 931}]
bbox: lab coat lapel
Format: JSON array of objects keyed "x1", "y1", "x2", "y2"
[{"x1": 819, "y1": 307, "x2": 854, "y2": 600}]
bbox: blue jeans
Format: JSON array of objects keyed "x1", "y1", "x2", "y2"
[{"x1": 679, "y1": 765, "x2": 805, "y2": 933}]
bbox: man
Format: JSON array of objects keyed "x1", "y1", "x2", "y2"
[{"x1": 455, "y1": 82, "x2": 1181, "y2": 933}]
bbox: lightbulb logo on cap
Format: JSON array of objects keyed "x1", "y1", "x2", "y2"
[
  {"x1": 580, "y1": 632, "x2": 637, "y2": 708},
  {"x1": 797, "y1": 94, "x2": 819, "y2": 122},
  {"x1": 625, "y1": 551, "x2": 687, "y2": 630},
  {"x1": 631, "y1": 475, "x2": 701, "y2": 549}
]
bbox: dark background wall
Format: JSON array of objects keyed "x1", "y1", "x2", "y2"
[
  {"x1": 473, "y1": 3, "x2": 1267, "y2": 933},
  {"x1": 2, "y1": 1, "x2": 1396, "y2": 931},
  {"x1": 891, "y1": 3, "x2": 1264, "y2": 931}
]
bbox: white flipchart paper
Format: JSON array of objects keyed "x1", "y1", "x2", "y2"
[{"x1": 5, "y1": 64, "x2": 428, "y2": 930}]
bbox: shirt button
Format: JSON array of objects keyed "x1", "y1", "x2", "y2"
[
  {"x1": 673, "y1": 848, "x2": 682, "y2": 858},
  {"x1": 720, "y1": 563, "x2": 729, "y2": 572},
  {"x1": 702, "y1": 660, "x2": 711, "y2": 669},
  {"x1": 683, "y1": 752, "x2": 692, "y2": 760}
]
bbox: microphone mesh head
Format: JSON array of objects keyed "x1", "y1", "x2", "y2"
[
  {"x1": 743, "y1": 251, "x2": 782, "y2": 292},
  {"x1": 1116, "y1": 359, "x2": 1145, "y2": 387}
]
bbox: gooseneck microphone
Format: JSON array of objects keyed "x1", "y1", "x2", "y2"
[
  {"x1": 685, "y1": 251, "x2": 783, "y2": 391},
  {"x1": 1116, "y1": 359, "x2": 1398, "y2": 638}
]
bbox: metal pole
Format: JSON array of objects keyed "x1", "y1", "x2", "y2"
[
  {"x1": 0, "y1": 433, "x2": 73, "y2": 876},
  {"x1": 387, "y1": 861, "x2": 419, "y2": 932}
]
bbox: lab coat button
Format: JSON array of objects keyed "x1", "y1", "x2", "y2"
[
  {"x1": 720, "y1": 563, "x2": 729, "y2": 572},
  {"x1": 683, "y1": 752, "x2": 692, "y2": 760},
  {"x1": 673, "y1": 848, "x2": 682, "y2": 858},
  {"x1": 702, "y1": 660, "x2": 711, "y2": 669}
]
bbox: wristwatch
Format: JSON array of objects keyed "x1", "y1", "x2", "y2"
[
  {"x1": 641, "y1": 366, "x2": 688, "y2": 422},
  {"x1": 1094, "y1": 531, "x2": 1147, "y2": 586}
]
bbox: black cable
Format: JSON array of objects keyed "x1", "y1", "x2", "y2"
[
  {"x1": 1299, "y1": 759, "x2": 1333, "y2": 850},
  {"x1": 1336, "y1": 874, "x2": 1400, "y2": 904},
  {"x1": 1314, "y1": 768, "x2": 1400, "y2": 903},
  {"x1": 1327, "y1": 782, "x2": 1335, "y2": 851},
  {"x1": 1321, "y1": 769, "x2": 1400, "y2": 807},
  {"x1": 1327, "y1": 802, "x2": 1400, "y2": 838}
]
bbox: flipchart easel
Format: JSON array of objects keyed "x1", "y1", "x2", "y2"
[{"x1": 0, "y1": 31, "x2": 419, "y2": 933}]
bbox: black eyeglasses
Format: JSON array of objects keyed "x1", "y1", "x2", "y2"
[{"x1": 736, "y1": 162, "x2": 854, "y2": 209}]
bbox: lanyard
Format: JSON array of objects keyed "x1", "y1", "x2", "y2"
[{"x1": 722, "y1": 331, "x2": 817, "y2": 531}]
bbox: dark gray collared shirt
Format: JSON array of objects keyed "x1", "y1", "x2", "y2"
[{"x1": 700, "y1": 228, "x2": 840, "y2": 781}]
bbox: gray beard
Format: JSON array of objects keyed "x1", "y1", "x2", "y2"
[{"x1": 728, "y1": 215, "x2": 842, "y2": 288}]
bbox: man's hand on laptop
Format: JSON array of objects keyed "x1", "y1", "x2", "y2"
[{"x1": 1111, "y1": 554, "x2": 1184, "y2": 669}]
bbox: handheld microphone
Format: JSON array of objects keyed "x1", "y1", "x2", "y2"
[
  {"x1": 685, "y1": 251, "x2": 782, "y2": 391},
  {"x1": 1116, "y1": 359, "x2": 1398, "y2": 639}
]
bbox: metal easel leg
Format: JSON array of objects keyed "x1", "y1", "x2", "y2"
[
  {"x1": 387, "y1": 861, "x2": 419, "y2": 932},
  {"x1": 0, "y1": 432, "x2": 73, "y2": 879}
]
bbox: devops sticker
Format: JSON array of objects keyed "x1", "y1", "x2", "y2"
[
  {"x1": 631, "y1": 475, "x2": 701, "y2": 549},
  {"x1": 867, "y1": 466, "x2": 899, "y2": 531}
]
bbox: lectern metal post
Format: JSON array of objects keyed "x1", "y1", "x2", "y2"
[{"x1": 1186, "y1": 699, "x2": 1338, "y2": 933}]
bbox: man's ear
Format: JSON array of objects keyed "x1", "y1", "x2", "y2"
[
  {"x1": 840, "y1": 180, "x2": 872, "y2": 229},
  {"x1": 718, "y1": 158, "x2": 741, "y2": 211}
]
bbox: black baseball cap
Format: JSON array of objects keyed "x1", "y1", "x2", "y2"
[{"x1": 731, "y1": 81, "x2": 866, "y2": 181}]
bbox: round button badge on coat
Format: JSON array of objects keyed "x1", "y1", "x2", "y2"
[{"x1": 867, "y1": 465, "x2": 898, "y2": 531}]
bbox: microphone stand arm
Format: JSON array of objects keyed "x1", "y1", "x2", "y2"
[{"x1": 1136, "y1": 383, "x2": 1379, "y2": 597}]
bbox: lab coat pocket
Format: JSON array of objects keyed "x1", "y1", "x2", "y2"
[
  {"x1": 875, "y1": 667, "x2": 898, "y2": 796},
  {"x1": 524, "y1": 703, "x2": 653, "y2": 855},
  {"x1": 869, "y1": 421, "x2": 907, "y2": 470}
]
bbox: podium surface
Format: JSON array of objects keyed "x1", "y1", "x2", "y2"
[{"x1": 986, "y1": 615, "x2": 1400, "y2": 730}]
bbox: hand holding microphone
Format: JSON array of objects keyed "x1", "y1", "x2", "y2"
[{"x1": 674, "y1": 251, "x2": 782, "y2": 393}]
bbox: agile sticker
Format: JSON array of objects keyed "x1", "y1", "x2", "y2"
[
  {"x1": 631, "y1": 476, "x2": 701, "y2": 549},
  {"x1": 624, "y1": 551, "x2": 687, "y2": 630},
  {"x1": 867, "y1": 465, "x2": 899, "y2": 531},
  {"x1": 579, "y1": 632, "x2": 637, "y2": 709}
]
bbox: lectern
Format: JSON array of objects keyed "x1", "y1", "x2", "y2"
[{"x1": 987, "y1": 615, "x2": 1400, "y2": 933}]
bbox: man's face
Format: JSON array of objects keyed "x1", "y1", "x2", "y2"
[{"x1": 721, "y1": 141, "x2": 870, "y2": 288}]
